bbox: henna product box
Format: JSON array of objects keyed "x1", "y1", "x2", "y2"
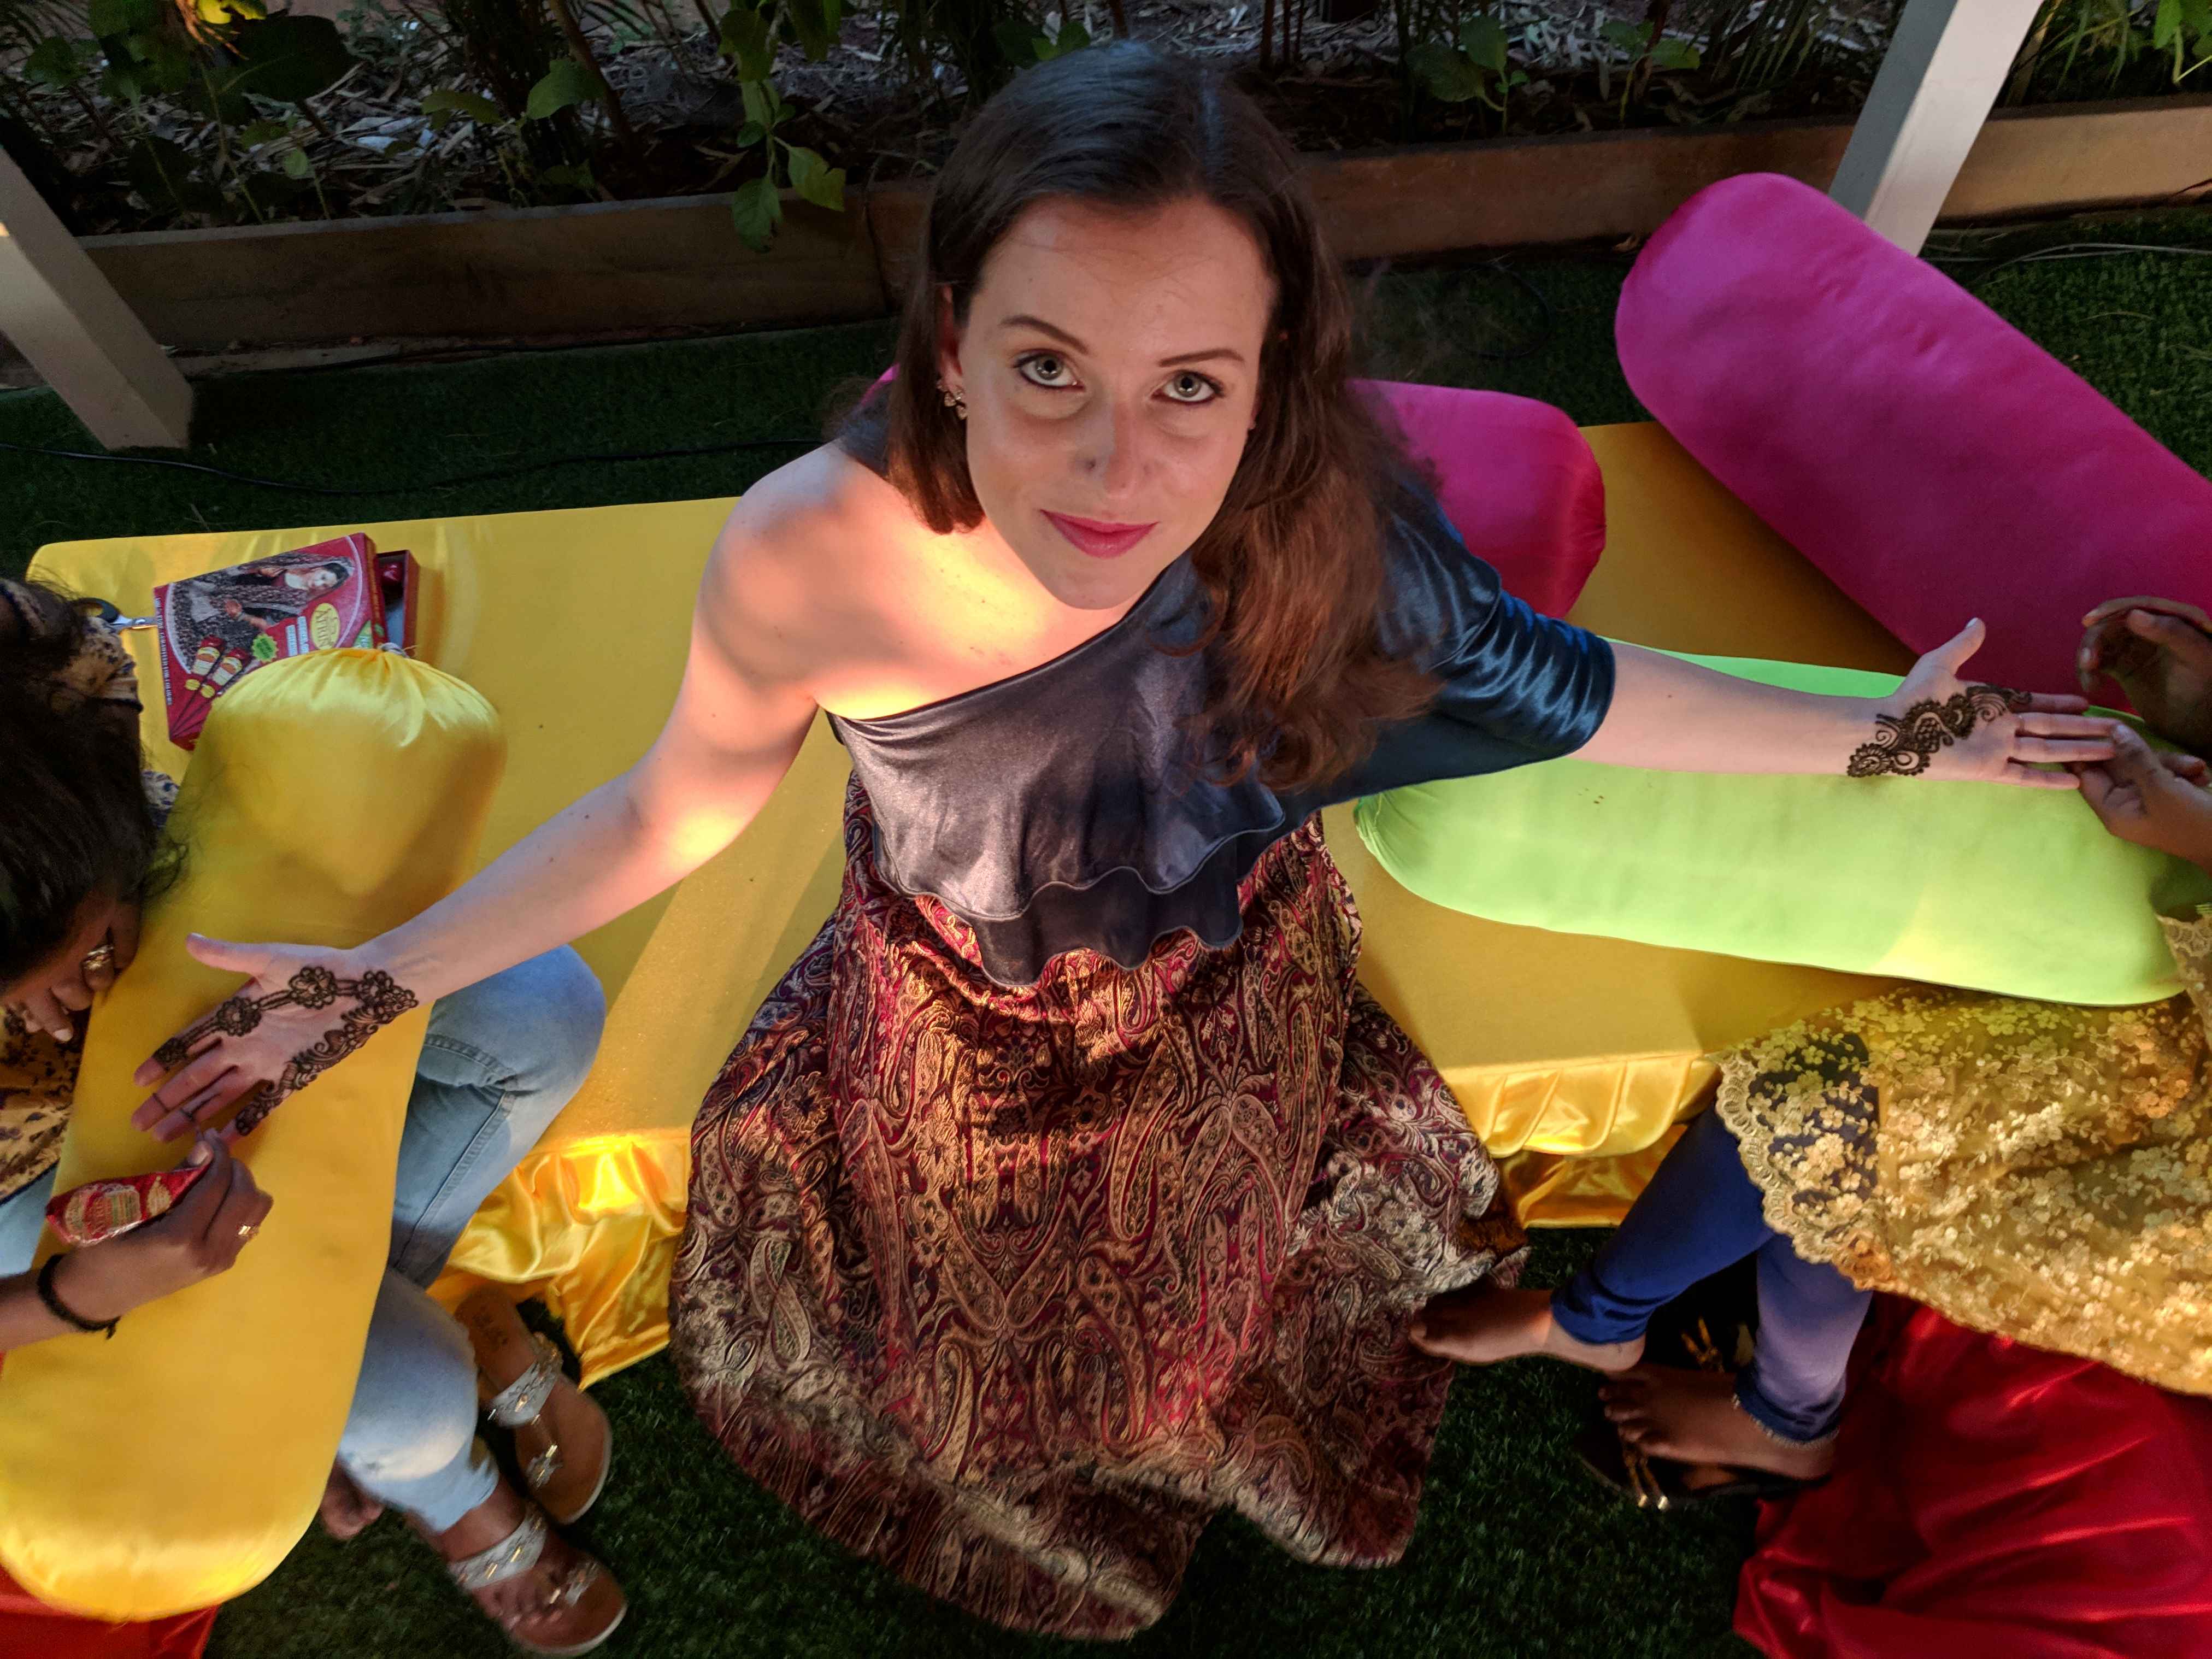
[{"x1": 152, "y1": 536, "x2": 418, "y2": 749}]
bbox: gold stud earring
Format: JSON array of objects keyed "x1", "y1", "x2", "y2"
[{"x1": 937, "y1": 378, "x2": 968, "y2": 420}]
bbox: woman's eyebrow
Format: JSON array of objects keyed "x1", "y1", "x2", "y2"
[{"x1": 997, "y1": 313, "x2": 1246, "y2": 368}]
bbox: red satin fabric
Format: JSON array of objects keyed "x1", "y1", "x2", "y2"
[
  {"x1": 1737, "y1": 1298, "x2": 2212, "y2": 1658},
  {"x1": 0, "y1": 1568, "x2": 213, "y2": 1658}
]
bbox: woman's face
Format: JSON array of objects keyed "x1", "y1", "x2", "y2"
[{"x1": 938, "y1": 195, "x2": 1275, "y2": 613}]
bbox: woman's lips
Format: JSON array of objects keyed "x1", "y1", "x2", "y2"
[{"x1": 1044, "y1": 511, "x2": 1156, "y2": 560}]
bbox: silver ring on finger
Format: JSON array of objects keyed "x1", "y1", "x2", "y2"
[{"x1": 81, "y1": 943, "x2": 116, "y2": 973}]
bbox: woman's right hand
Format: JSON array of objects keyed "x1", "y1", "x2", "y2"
[
  {"x1": 49, "y1": 1134, "x2": 273, "y2": 1324},
  {"x1": 129, "y1": 936, "x2": 421, "y2": 1143},
  {"x1": 2075, "y1": 723, "x2": 2212, "y2": 869}
]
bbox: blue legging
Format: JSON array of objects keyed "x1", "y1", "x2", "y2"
[{"x1": 1551, "y1": 1108, "x2": 1871, "y2": 1444}]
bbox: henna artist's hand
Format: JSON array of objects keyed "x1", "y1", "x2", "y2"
[
  {"x1": 1854, "y1": 620, "x2": 2117, "y2": 789},
  {"x1": 2078, "y1": 596, "x2": 2212, "y2": 753},
  {"x1": 2075, "y1": 723, "x2": 2212, "y2": 869},
  {"x1": 3, "y1": 899, "x2": 140, "y2": 1048},
  {"x1": 129, "y1": 936, "x2": 421, "y2": 1143},
  {"x1": 51, "y1": 1134, "x2": 274, "y2": 1323}
]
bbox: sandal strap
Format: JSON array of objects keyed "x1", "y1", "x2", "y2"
[
  {"x1": 448, "y1": 1507, "x2": 549, "y2": 1592},
  {"x1": 487, "y1": 1333, "x2": 564, "y2": 1428}
]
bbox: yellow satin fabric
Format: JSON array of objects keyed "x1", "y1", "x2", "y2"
[
  {"x1": 28, "y1": 422, "x2": 1913, "y2": 1389},
  {"x1": 0, "y1": 651, "x2": 502, "y2": 1620}
]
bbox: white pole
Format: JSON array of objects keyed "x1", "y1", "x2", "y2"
[
  {"x1": 0, "y1": 149, "x2": 193, "y2": 450},
  {"x1": 1829, "y1": 0, "x2": 2046, "y2": 254}
]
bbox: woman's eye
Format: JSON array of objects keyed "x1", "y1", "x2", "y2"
[
  {"x1": 1018, "y1": 354, "x2": 1075, "y2": 388},
  {"x1": 1163, "y1": 372, "x2": 1220, "y2": 405}
]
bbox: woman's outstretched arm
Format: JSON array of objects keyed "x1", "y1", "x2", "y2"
[
  {"x1": 1578, "y1": 620, "x2": 2121, "y2": 787},
  {"x1": 129, "y1": 499, "x2": 823, "y2": 1142}
]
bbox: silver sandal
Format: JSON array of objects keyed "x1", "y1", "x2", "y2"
[
  {"x1": 485, "y1": 1332, "x2": 613, "y2": 1523},
  {"x1": 446, "y1": 1504, "x2": 626, "y2": 1657}
]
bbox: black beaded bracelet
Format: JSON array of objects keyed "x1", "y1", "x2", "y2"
[{"x1": 35, "y1": 1253, "x2": 119, "y2": 1340}]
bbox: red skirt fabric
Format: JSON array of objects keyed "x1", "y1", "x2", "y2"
[
  {"x1": 670, "y1": 786, "x2": 1525, "y2": 1638},
  {"x1": 1737, "y1": 1297, "x2": 2212, "y2": 1659}
]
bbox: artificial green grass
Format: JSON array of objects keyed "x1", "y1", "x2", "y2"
[{"x1": 4, "y1": 204, "x2": 2208, "y2": 1656}]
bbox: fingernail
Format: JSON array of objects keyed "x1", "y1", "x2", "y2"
[
  {"x1": 185, "y1": 1137, "x2": 214, "y2": 1166},
  {"x1": 53, "y1": 1025, "x2": 70, "y2": 1045}
]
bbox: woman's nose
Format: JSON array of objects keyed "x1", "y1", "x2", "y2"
[{"x1": 1077, "y1": 400, "x2": 1145, "y2": 497}]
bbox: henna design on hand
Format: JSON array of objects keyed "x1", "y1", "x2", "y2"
[
  {"x1": 1846, "y1": 685, "x2": 2033, "y2": 779},
  {"x1": 154, "y1": 965, "x2": 420, "y2": 1134}
]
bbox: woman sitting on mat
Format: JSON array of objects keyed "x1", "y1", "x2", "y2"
[
  {"x1": 126, "y1": 44, "x2": 2115, "y2": 1639},
  {"x1": 1414, "y1": 595, "x2": 2212, "y2": 1504},
  {"x1": 0, "y1": 576, "x2": 627, "y2": 1655}
]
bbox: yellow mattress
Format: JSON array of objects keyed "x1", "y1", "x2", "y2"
[{"x1": 32, "y1": 421, "x2": 1913, "y2": 1381}]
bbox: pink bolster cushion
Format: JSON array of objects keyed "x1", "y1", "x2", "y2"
[
  {"x1": 871, "y1": 371, "x2": 1606, "y2": 619},
  {"x1": 1616, "y1": 173, "x2": 2212, "y2": 695}
]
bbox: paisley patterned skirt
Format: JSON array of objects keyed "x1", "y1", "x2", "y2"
[{"x1": 670, "y1": 785, "x2": 1523, "y2": 1638}]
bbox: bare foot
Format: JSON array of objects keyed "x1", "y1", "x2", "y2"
[
  {"x1": 422, "y1": 1478, "x2": 627, "y2": 1653},
  {"x1": 1600, "y1": 1366, "x2": 1835, "y2": 1484},
  {"x1": 1410, "y1": 1286, "x2": 1644, "y2": 1372},
  {"x1": 318, "y1": 1462, "x2": 383, "y2": 1540}
]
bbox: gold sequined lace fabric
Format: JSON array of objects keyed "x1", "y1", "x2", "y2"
[{"x1": 1715, "y1": 906, "x2": 2212, "y2": 1397}]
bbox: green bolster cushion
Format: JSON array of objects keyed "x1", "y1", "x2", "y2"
[{"x1": 1355, "y1": 652, "x2": 2212, "y2": 1007}]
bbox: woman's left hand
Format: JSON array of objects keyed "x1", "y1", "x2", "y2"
[{"x1": 1855, "y1": 620, "x2": 2117, "y2": 789}]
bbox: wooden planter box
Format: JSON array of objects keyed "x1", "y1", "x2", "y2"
[{"x1": 79, "y1": 94, "x2": 2212, "y2": 351}]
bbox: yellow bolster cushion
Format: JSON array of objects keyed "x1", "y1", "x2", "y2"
[{"x1": 0, "y1": 650, "x2": 504, "y2": 1620}]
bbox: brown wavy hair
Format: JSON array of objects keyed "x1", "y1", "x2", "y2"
[{"x1": 839, "y1": 41, "x2": 1435, "y2": 792}]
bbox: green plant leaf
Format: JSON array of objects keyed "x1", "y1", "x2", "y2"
[
  {"x1": 2155, "y1": 0, "x2": 2181, "y2": 48},
  {"x1": 526, "y1": 56, "x2": 602, "y2": 120},
  {"x1": 1650, "y1": 36, "x2": 1701, "y2": 71},
  {"x1": 731, "y1": 173, "x2": 782, "y2": 252},
  {"x1": 1599, "y1": 17, "x2": 1652, "y2": 55},
  {"x1": 734, "y1": 120, "x2": 766, "y2": 146},
  {"x1": 239, "y1": 117, "x2": 289, "y2": 144},
  {"x1": 1408, "y1": 41, "x2": 1486, "y2": 103},
  {"x1": 25, "y1": 38, "x2": 86, "y2": 89},
  {"x1": 87, "y1": 0, "x2": 160, "y2": 38},
  {"x1": 993, "y1": 18, "x2": 1042, "y2": 62},
  {"x1": 539, "y1": 161, "x2": 597, "y2": 191},
  {"x1": 786, "y1": 0, "x2": 838, "y2": 61},
  {"x1": 125, "y1": 134, "x2": 221, "y2": 215},
  {"x1": 100, "y1": 62, "x2": 142, "y2": 103},
  {"x1": 739, "y1": 77, "x2": 785, "y2": 131},
  {"x1": 126, "y1": 31, "x2": 197, "y2": 95},
  {"x1": 280, "y1": 144, "x2": 313, "y2": 180},
  {"x1": 1060, "y1": 20, "x2": 1091, "y2": 51},
  {"x1": 232, "y1": 15, "x2": 358, "y2": 103},
  {"x1": 719, "y1": 4, "x2": 774, "y2": 79},
  {"x1": 422, "y1": 87, "x2": 508, "y2": 127},
  {"x1": 1458, "y1": 15, "x2": 1508, "y2": 74},
  {"x1": 785, "y1": 143, "x2": 844, "y2": 211}
]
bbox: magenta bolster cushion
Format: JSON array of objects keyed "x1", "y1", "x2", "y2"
[
  {"x1": 1616, "y1": 173, "x2": 2212, "y2": 696},
  {"x1": 873, "y1": 370, "x2": 1606, "y2": 620}
]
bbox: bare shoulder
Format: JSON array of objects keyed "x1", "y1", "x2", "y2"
[{"x1": 695, "y1": 444, "x2": 895, "y2": 695}]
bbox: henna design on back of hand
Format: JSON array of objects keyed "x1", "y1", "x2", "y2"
[
  {"x1": 1847, "y1": 685, "x2": 2032, "y2": 779},
  {"x1": 155, "y1": 965, "x2": 420, "y2": 1134}
]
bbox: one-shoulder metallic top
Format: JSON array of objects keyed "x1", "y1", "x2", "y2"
[{"x1": 831, "y1": 456, "x2": 1615, "y2": 986}]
